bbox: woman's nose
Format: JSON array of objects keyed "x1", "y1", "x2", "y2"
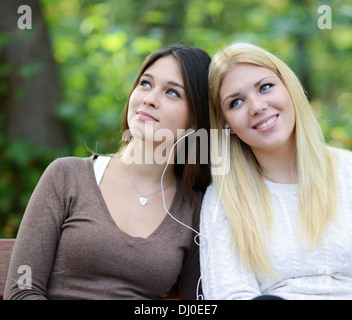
[
  {"x1": 143, "y1": 91, "x2": 160, "y2": 109},
  {"x1": 248, "y1": 98, "x2": 268, "y2": 116}
]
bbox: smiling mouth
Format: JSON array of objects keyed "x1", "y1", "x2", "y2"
[{"x1": 253, "y1": 115, "x2": 278, "y2": 130}]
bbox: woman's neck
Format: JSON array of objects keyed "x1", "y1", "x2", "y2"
[
  {"x1": 117, "y1": 138, "x2": 176, "y2": 187},
  {"x1": 253, "y1": 145, "x2": 297, "y2": 184}
]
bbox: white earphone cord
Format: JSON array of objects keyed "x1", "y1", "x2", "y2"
[
  {"x1": 160, "y1": 127, "x2": 229, "y2": 300},
  {"x1": 161, "y1": 130, "x2": 200, "y2": 236}
]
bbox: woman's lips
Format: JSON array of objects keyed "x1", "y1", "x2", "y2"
[
  {"x1": 137, "y1": 111, "x2": 158, "y2": 122},
  {"x1": 253, "y1": 114, "x2": 279, "y2": 131}
]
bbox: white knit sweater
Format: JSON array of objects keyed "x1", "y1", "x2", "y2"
[{"x1": 200, "y1": 148, "x2": 352, "y2": 300}]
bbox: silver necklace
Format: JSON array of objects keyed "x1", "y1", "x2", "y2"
[{"x1": 117, "y1": 157, "x2": 175, "y2": 206}]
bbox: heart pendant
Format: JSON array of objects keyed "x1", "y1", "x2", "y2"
[{"x1": 139, "y1": 197, "x2": 149, "y2": 206}]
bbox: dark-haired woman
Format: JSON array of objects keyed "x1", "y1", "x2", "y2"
[{"x1": 5, "y1": 44, "x2": 211, "y2": 300}]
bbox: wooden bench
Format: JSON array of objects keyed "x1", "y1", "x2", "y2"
[{"x1": 0, "y1": 239, "x2": 15, "y2": 300}]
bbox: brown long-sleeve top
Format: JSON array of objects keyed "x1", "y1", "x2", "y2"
[{"x1": 4, "y1": 157, "x2": 203, "y2": 300}]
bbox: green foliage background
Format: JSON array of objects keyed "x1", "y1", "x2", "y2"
[{"x1": 1, "y1": 0, "x2": 352, "y2": 237}]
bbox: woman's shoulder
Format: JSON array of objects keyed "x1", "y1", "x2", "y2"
[
  {"x1": 202, "y1": 183, "x2": 218, "y2": 205},
  {"x1": 42, "y1": 156, "x2": 94, "y2": 182},
  {"x1": 328, "y1": 147, "x2": 352, "y2": 183},
  {"x1": 331, "y1": 147, "x2": 352, "y2": 167},
  {"x1": 201, "y1": 183, "x2": 227, "y2": 221},
  {"x1": 50, "y1": 156, "x2": 93, "y2": 170}
]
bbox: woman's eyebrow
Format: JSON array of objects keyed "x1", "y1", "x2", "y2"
[
  {"x1": 167, "y1": 81, "x2": 185, "y2": 90},
  {"x1": 222, "y1": 76, "x2": 276, "y2": 105},
  {"x1": 142, "y1": 73, "x2": 185, "y2": 90},
  {"x1": 142, "y1": 72, "x2": 153, "y2": 79},
  {"x1": 222, "y1": 92, "x2": 240, "y2": 106},
  {"x1": 254, "y1": 76, "x2": 275, "y2": 87}
]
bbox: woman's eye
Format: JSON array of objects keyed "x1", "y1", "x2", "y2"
[
  {"x1": 259, "y1": 83, "x2": 273, "y2": 93},
  {"x1": 140, "y1": 80, "x2": 152, "y2": 88},
  {"x1": 229, "y1": 98, "x2": 243, "y2": 109},
  {"x1": 166, "y1": 88, "x2": 181, "y2": 98}
]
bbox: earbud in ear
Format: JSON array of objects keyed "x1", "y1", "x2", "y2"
[{"x1": 224, "y1": 123, "x2": 230, "y2": 129}]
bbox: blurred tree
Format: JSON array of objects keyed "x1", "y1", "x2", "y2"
[
  {"x1": 0, "y1": 0, "x2": 69, "y2": 148},
  {"x1": 0, "y1": 0, "x2": 70, "y2": 237}
]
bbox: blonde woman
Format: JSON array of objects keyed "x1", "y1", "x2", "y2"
[{"x1": 200, "y1": 43, "x2": 352, "y2": 299}]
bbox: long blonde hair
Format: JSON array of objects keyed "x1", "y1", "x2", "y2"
[{"x1": 209, "y1": 43, "x2": 338, "y2": 275}]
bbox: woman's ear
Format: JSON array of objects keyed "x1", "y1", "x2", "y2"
[{"x1": 225, "y1": 123, "x2": 236, "y2": 135}]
